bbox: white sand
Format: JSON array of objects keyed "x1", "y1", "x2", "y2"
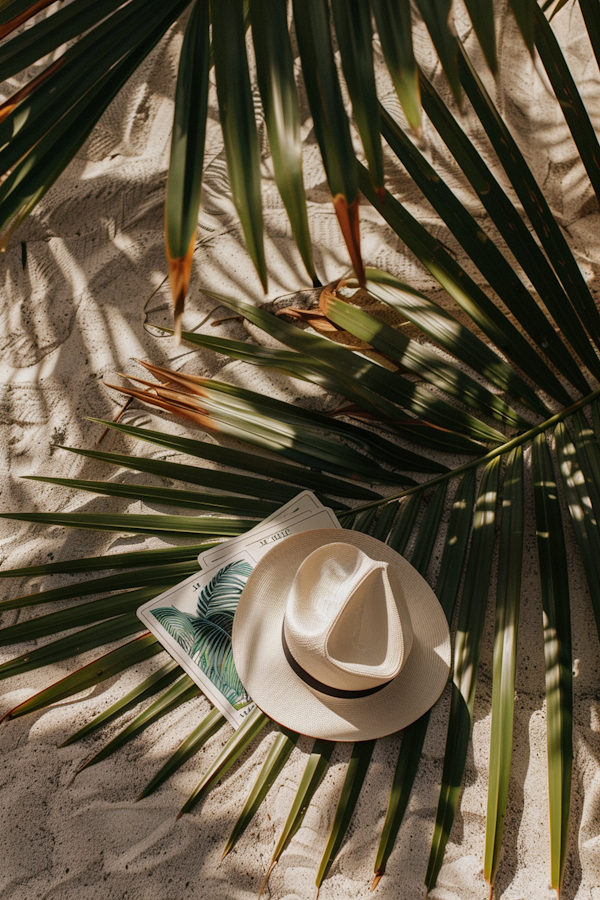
[{"x1": 1, "y1": 3, "x2": 600, "y2": 899}]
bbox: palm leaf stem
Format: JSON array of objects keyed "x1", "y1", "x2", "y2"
[{"x1": 341, "y1": 386, "x2": 600, "y2": 519}]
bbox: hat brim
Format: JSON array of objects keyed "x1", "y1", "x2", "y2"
[{"x1": 232, "y1": 529, "x2": 451, "y2": 741}]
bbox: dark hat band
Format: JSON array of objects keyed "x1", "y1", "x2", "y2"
[{"x1": 281, "y1": 623, "x2": 392, "y2": 699}]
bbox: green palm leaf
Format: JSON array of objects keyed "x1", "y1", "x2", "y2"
[
  {"x1": 315, "y1": 740, "x2": 376, "y2": 892},
  {"x1": 250, "y1": 0, "x2": 316, "y2": 283},
  {"x1": 531, "y1": 433, "x2": 573, "y2": 895},
  {"x1": 76, "y1": 676, "x2": 201, "y2": 773},
  {"x1": 2, "y1": 6, "x2": 600, "y2": 893},
  {"x1": 137, "y1": 707, "x2": 226, "y2": 800},
  {"x1": 425, "y1": 457, "x2": 501, "y2": 892},
  {"x1": 292, "y1": 0, "x2": 364, "y2": 283},
  {"x1": 331, "y1": 0, "x2": 384, "y2": 193},
  {"x1": 222, "y1": 729, "x2": 299, "y2": 859},
  {"x1": 373, "y1": 471, "x2": 475, "y2": 887},
  {"x1": 178, "y1": 707, "x2": 269, "y2": 817},
  {"x1": 1, "y1": 633, "x2": 162, "y2": 722},
  {"x1": 484, "y1": 447, "x2": 525, "y2": 891},
  {"x1": 212, "y1": 0, "x2": 266, "y2": 291},
  {"x1": 60, "y1": 660, "x2": 181, "y2": 747},
  {"x1": 259, "y1": 738, "x2": 335, "y2": 897},
  {"x1": 371, "y1": 0, "x2": 421, "y2": 132},
  {"x1": 165, "y1": 0, "x2": 210, "y2": 340}
]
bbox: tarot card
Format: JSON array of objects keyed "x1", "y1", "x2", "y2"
[
  {"x1": 197, "y1": 490, "x2": 323, "y2": 567},
  {"x1": 208, "y1": 505, "x2": 341, "y2": 568},
  {"x1": 137, "y1": 550, "x2": 258, "y2": 729},
  {"x1": 138, "y1": 492, "x2": 341, "y2": 728}
]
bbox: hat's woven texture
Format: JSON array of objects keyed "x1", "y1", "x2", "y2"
[{"x1": 232, "y1": 529, "x2": 451, "y2": 741}]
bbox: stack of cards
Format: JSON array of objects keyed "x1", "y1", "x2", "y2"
[{"x1": 137, "y1": 492, "x2": 341, "y2": 728}]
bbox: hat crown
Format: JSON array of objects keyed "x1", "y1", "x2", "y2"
[{"x1": 283, "y1": 542, "x2": 413, "y2": 692}]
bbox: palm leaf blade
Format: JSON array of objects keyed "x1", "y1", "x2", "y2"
[
  {"x1": 222, "y1": 729, "x2": 299, "y2": 859},
  {"x1": 177, "y1": 707, "x2": 269, "y2": 817},
  {"x1": 531, "y1": 432, "x2": 573, "y2": 894},
  {"x1": 165, "y1": 0, "x2": 210, "y2": 338},
  {"x1": 315, "y1": 740, "x2": 376, "y2": 890},
  {"x1": 260, "y1": 738, "x2": 335, "y2": 896},
  {"x1": 456, "y1": 42, "x2": 600, "y2": 352},
  {"x1": 88, "y1": 419, "x2": 382, "y2": 500},
  {"x1": 331, "y1": 0, "x2": 384, "y2": 192},
  {"x1": 0, "y1": 614, "x2": 145, "y2": 681},
  {"x1": 380, "y1": 98, "x2": 587, "y2": 401},
  {"x1": 137, "y1": 707, "x2": 226, "y2": 800},
  {"x1": 292, "y1": 0, "x2": 364, "y2": 283},
  {"x1": 484, "y1": 446, "x2": 525, "y2": 889},
  {"x1": 250, "y1": 0, "x2": 316, "y2": 282},
  {"x1": 533, "y1": 5, "x2": 600, "y2": 206},
  {"x1": 25, "y1": 475, "x2": 278, "y2": 517},
  {"x1": 60, "y1": 660, "x2": 181, "y2": 747},
  {"x1": 1, "y1": 633, "x2": 161, "y2": 721},
  {"x1": 211, "y1": 0, "x2": 266, "y2": 290},
  {"x1": 77, "y1": 676, "x2": 201, "y2": 773},
  {"x1": 425, "y1": 457, "x2": 500, "y2": 891},
  {"x1": 371, "y1": 0, "x2": 420, "y2": 132},
  {"x1": 374, "y1": 471, "x2": 476, "y2": 884}
]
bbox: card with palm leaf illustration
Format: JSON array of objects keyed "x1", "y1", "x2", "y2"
[{"x1": 139, "y1": 556, "x2": 255, "y2": 727}]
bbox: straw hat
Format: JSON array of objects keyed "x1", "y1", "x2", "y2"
[{"x1": 232, "y1": 529, "x2": 451, "y2": 741}]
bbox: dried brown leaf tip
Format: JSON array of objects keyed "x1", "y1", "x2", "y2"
[{"x1": 167, "y1": 234, "x2": 195, "y2": 344}]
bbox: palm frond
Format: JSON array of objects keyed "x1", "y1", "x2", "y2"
[
  {"x1": 2, "y1": 5, "x2": 600, "y2": 897},
  {"x1": 0, "y1": 0, "x2": 536, "y2": 320}
]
